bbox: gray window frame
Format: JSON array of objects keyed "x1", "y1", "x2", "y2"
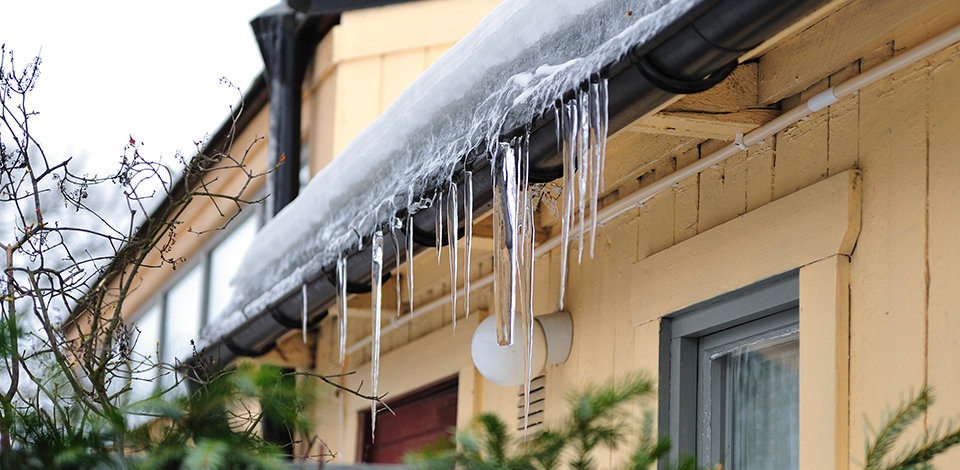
[{"x1": 658, "y1": 271, "x2": 799, "y2": 468}]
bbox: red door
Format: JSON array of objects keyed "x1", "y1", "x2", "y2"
[{"x1": 359, "y1": 376, "x2": 458, "y2": 463}]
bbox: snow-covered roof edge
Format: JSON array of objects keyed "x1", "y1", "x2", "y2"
[{"x1": 199, "y1": 0, "x2": 707, "y2": 346}]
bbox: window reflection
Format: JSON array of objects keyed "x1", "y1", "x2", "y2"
[
  {"x1": 207, "y1": 215, "x2": 257, "y2": 321},
  {"x1": 164, "y1": 266, "x2": 202, "y2": 364},
  {"x1": 130, "y1": 305, "x2": 161, "y2": 401}
]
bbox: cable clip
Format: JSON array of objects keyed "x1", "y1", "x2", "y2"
[{"x1": 734, "y1": 133, "x2": 750, "y2": 151}]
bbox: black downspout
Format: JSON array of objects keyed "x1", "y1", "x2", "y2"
[
  {"x1": 252, "y1": 4, "x2": 306, "y2": 216},
  {"x1": 250, "y1": 6, "x2": 307, "y2": 458}
]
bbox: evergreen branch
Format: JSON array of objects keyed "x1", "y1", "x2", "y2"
[{"x1": 866, "y1": 387, "x2": 932, "y2": 469}]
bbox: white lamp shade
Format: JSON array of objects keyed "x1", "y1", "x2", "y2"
[{"x1": 471, "y1": 315, "x2": 547, "y2": 386}]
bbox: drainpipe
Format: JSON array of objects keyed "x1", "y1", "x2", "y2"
[{"x1": 252, "y1": 4, "x2": 306, "y2": 215}]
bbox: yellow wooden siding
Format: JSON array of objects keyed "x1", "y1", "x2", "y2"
[
  {"x1": 335, "y1": 0, "x2": 501, "y2": 62},
  {"x1": 293, "y1": 2, "x2": 960, "y2": 467}
]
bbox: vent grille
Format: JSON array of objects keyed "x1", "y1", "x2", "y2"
[{"x1": 517, "y1": 374, "x2": 546, "y2": 432}]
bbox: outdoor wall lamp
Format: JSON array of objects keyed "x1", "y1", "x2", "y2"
[{"x1": 471, "y1": 311, "x2": 572, "y2": 386}]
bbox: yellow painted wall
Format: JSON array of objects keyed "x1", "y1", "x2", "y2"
[
  {"x1": 310, "y1": 1, "x2": 960, "y2": 468},
  {"x1": 95, "y1": 0, "x2": 960, "y2": 466},
  {"x1": 304, "y1": 0, "x2": 500, "y2": 173}
]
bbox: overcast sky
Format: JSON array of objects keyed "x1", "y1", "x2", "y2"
[{"x1": 1, "y1": 1, "x2": 277, "y2": 174}]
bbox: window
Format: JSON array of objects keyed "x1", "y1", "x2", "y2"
[
  {"x1": 660, "y1": 272, "x2": 799, "y2": 469},
  {"x1": 164, "y1": 265, "x2": 203, "y2": 364},
  {"x1": 129, "y1": 304, "x2": 161, "y2": 400},
  {"x1": 129, "y1": 208, "x2": 261, "y2": 379},
  {"x1": 207, "y1": 214, "x2": 258, "y2": 321}
]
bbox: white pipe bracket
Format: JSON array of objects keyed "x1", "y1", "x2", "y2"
[
  {"x1": 734, "y1": 132, "x2": 750, "y2": 151},
  {"x1": 808, "y1": 87, "x2": 839, "y2": 112}
]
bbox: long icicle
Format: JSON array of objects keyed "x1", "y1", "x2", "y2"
[
  {"x1": 463, "y1": 170, "x2": 473, "y2": 320},
  {"x1": 391, "y1": 225, "x2": 402, "y2": 318},
  {"x1": 588, "y1": 79, "x2": 602, "y2": 259},
  {"x1": 492, "y1": 142, "x2": 518, "y2": 345},
  {"x1": 576, "y1": 89, "x2": 590, "y2": 264},
  {"x1": 436, "y1": 190, "x2": 443, "y2": 264},
  {"x1": 370, "y1": 231, "x2": 384, "y2": 440},
  {"x1": 518, "y1": 129, "x2": 536, "y2": 435},
  {"x1": 447, "y1": 181, "x2": 459, "y2": 330},
  {"x1": 406, "y1": 214, "x2": 415, "y2": 317},
  {"x1": 301, "y1": 283, "x2": 308, "y2": 344},
  {"x1": 598, "y1": 77, "x2": 609, "y2": 195},
  {"x1": 558, "y1": 100, "x2": 576, "y2": 311},
  {"x1": 337, "y1": 254, "x2": 348, "y2": 366}
]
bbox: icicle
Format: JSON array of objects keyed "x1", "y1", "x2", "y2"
[
  {"x1": 517, "y1": 128, "x2": 536, "y2": 435},
  {"x1": 447, "y1": 181, "x2": 459, "y2": 330},
  {"x1": 554, "y1": 100, "x2": 563, "y2": 150},
  {"x1": 588, "y1": 79, "x2": 602, "y2": 259},
  {"x1": 558, "y1": 100, "x2": 577, "y2": 311},
  {"x1": 581, "y1": 76, "x2": 610, "y2": 260},
  {"x1": 406, "y1": 214, "x2": 415, "y2": 317},
  {"x1": 391, "y1": 227, "x2": 402, "y2": 318},
  {"x1": 370, "y1": 231, "x2": 384, "y2": 440},
  {"x1": 336, "y1": 254, "x2": 348, "y2": 366},
  {"x1": 436, "y1": 190, "x2": 443, "y2": 264},
  {"x1": 598, "y1": 77, "x2": 609, "y2": 194},
  {"x1": 301, "y1": 283, "x2": 308, "y2": 344},
  {"x1": 492, "y1": 142, "x2": 518, "y2": 346},
  {"x1": 463, "y1": 170, "x2": 473, "y2": 320},
  {"x1": 577, "y1": 89, "x2": 590, "y2": 264}
]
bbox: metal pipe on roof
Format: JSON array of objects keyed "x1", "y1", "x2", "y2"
[{"x1": 252, "y1": 4, "x2": 306, "y2": 215}]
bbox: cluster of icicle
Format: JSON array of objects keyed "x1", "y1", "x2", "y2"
[
  {"x1": 493, "y1": 77, "x2": 609, "y2": 431},
  {"x1": 326, "y1": 77, "x2": 609, "y2": 439}
]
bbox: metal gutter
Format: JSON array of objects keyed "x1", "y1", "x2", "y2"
[{"x1": 196, "y1": 0, "x2": 833, "y2": 368}]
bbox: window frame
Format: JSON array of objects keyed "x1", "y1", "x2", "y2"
[{"x1": 659, "y1": 271, "x2": 799, "y2": 467}]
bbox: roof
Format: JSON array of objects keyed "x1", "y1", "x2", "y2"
[
  {"x1": 199, "y1": 0, "x2": 712, "y2": 347},
  {"x1": 194, "y1": 0, "x2": 833, "y2": 364}
]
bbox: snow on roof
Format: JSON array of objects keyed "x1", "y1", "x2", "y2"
[{"x1": 199, "y1": 0, "x2": 705, "y2": 345}]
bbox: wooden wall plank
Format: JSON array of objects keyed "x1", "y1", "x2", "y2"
[
  {"x1": 673, "y1": 147, "x2": 700, "y2": 244},
  {"x1": 827, "y1": 63, "x2": 860, "y2": 176},
  {"x1": 336, "y1": 0, "x2": 499, "y2": 62},
  {"x1": 379, "y1": 49, "x2": 428, "y2": 113},
  {"x1": 637, "y1": 157, "x2": 677, "y2": 261},
  {"x1": 758, "y1": 0, "x2": 960, "y2": 104},
  {"x1": 848, "y1": 62, "x2": 929, "y2": 458},
  {"x1": 925, "y1": 44, "x2": 960, "y2": 467},
  {"x1": 332, "y1": 56, "x2": 382, "y2": 157},
  {"x1": 697, "y1": 139, "x2": 737, "y2": 232},
  {"x1": 745, "y1": 137, "x2": 774, "y2": 211},
  {"x1": 772, "y1": 79, "x2": 830, "y2": 199}
]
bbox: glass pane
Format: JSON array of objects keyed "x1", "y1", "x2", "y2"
[
  {"x1": 164, "y1": 266, "x2": 203, "y2": 363},
  {"x1": 130, "y1": 305, "x2": 161, "y2": 401},
  {"x1": 207, "y1": 216, "x2": 257, "y2": 321},
  {"x1": 722, "y1": 334, "x2": 799, "y2": 470}
]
